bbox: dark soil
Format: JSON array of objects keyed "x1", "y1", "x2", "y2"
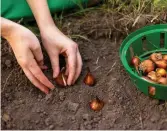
[{"x1": 1, "y1": 10, "x2": 167, "y2": 130}]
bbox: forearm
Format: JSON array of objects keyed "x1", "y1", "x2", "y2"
[
  {"x1": 1, "y1": 17, "x2": 18, "y2": 41},
  {"x1": 26, "y1": 0, "x2": 55, "y2": 30}
]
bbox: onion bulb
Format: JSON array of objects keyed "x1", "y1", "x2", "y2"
[
  {"x1": 55, "y1": 67, "x2": 67, "y2": 87},
  {"x1": 148, "y1": 86, "x2": 156, "y2": 96},
  {"x1": 89, "y1": 97, "x2": 104, "y2": 111},
  {"x1": 155, "y1": 60, "x2": 167, "y2": 69},
  {"x1": 139, "y1": 60, "x2": 155, "y2": 74},
  {"x1": 131, "y1": 56, "x2": 140, "y2": 74},
  {"x1": 163, "y1": 55, "x2": 167, "y2": 61},
  {"x1": 142, "y1": 76, "x2": 157, "y2": 83},
  {"x1": 157, "y1": 77, "x2": 167, "y2": 85},
  {"x1": 150, "y1": 53, "x2": 162, "y2": 62},
  {"x1": 84, "y1": 67, "x2": 95, "y2": 86},
  {"x1": 147, "y1": 71, "x2": 158, "y2": 82},
  {"x1": 156, "y1": 68, "x2": 166, "y2": 77}
]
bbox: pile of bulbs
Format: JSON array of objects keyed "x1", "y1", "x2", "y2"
[
  {"x1": 131, "y1": 53, "x2": 167, "y2": 85},
  {"x1": 55, "y1": 67, "x2": 104, "y2": 111}
]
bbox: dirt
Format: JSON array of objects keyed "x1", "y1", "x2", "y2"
[{"x1": 1, "y1": 10, "x2": 167, "y2": 130}]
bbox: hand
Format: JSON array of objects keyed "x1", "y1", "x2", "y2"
[
  {"x1": 40, "y1": 26, "x2": 83, "y2": 86},
  {"x1": 6, "y1": 24, "x2": 55, "y2": 94}
]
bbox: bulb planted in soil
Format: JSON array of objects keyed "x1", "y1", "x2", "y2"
[
  {"x1": 55, "y1": 67, "x2": 68, "y2": 87},
  {"x1": 84, "y1": 67, "x2": 95, "y2": 86},
  {"x1": 89, "y1": 97, "x2": 104, "y2": 111}
]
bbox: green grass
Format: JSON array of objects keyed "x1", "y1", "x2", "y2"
[{"x1": 23, "y1": 0, "x2": 166, "y2": 36}]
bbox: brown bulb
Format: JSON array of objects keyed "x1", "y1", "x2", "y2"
[
  {"x1": 142, "y1": 76, "x2": 157, "y2": 84},
  {"x1": 131, "y1": 56, "x2": 140, "y2": 74},
  {"x1": 155, "y1": 60, "x2": 167, "y2": 69},
  {"x1": 150, "y1": 53, "x2": 162, "y2": 62},
  {"x1": 147, "y1": 71, "x2": 158, "y2": 82},
  {"x1": 131, "y1": 56, "x2": 140, "y2": 66},
  {"x1": 55, "y1": 67, "x2": 67, "y2": 87},
  {"x1": 163, "y1": 55, "x2": 167, "y2": 61},
  {"x1": 84, "y1": 67, "x2": 95, "y2": 86},
  {"x1": 139, "y1": 60, "x2": 155, "y2": 74},
  {"x1": 157, "y1": 77, "x2": 167, "y2": 85},
  {"x1": 89, "y1": 97, "x2": 104, "y2": 111},
  {"x1": 156, "y1": 68, "x2": 166, "y2": 77},
  {"x1": 148, "y1": 86, "x2": 156, "y2": 96}
]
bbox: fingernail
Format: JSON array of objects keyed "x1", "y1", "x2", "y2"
[
  {"x1": 53, "y1": 73, "x2": 56, "y2": 78},
  {"x1": 53, "y1": 72, "x2": 59, "y2": 78},
  {"x1": 43, "y1": 89, "x2": 49, "y2": 94},
  {"x1": 51, "y1": 84, "x2": 55, "y2": 89},
  {"x1": 68, "y1": 81, "x2": 71, "y2": 86}
]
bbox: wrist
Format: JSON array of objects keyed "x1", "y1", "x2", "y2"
[
  {"x1": 38, "y1": 19, "x2": 56, "y2": 32},
  {"x1": 40, "y1": 24, "x2": 63, "y2": 36},
  {"x1": 1, "y1": 18, "x2": 17, "y2": 40}
]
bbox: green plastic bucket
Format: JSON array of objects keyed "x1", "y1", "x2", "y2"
[{"x1": 120, "y1": 24, "x2": 167, "y2": 100}]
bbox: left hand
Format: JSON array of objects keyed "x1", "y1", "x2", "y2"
[{"x1": 40, "y1": 26, "x2": 83, "y2": 86}]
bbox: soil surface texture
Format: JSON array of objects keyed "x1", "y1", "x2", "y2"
[{"x1": 1, "y1": 11, "x2": 167, "y2": 130}]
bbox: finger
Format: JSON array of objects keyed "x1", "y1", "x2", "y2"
[
  {"x1": 31, "y1": 45, "x2": 44, "y2": 67},
  {"x1": 73, "y1": 52, "x2": 83, "y2": 84},
  {"x1": 23, "y1": 68, "x2": 49, "y2": 94},
  {"x1": 29, "y1": 59, "x2": 55, "y2": 90},
  {"x1": 62, "y1": 52, "x2": 69, "y2": 76},
  {"x1": 40, "y1": 65, "x2": 48, "y2": 70},
  {"x1": 67, "y1": 51, "x2": 77, "y2": 85},
  {"x1": 49, "y1": 53, "x2": 60, "y2": 78},
  {"x1": 65, "y1": 57, "x2": 69, "y2": 76}
]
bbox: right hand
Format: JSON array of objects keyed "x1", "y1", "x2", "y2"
[{"x1": 6, "y1": 24, "x2": 55, "y2": 94}]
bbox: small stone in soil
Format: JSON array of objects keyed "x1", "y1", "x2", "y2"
[
  {"x1": 35, "y1": 120, "x2": 39, "y2": 124},
  {"x1": 86, "y1": 124, "x2": 92, "y2": 130},
  {"x1": 49, "y1": 125, "x2": 54, "y2": 130},
  {"x1": 93, "y1": 117, "x2": 101, "y2": 122},
  {"x1": 40, "y1": 113, "x2": 44, "y2": 118},
  {"x1": 82, "y1": 114, "x2": 91, "y2": 121},
  {"x1": 45, "y1": 118, "x2": 51, "y2": 126},
  {"x1": 5, "y1": 60, "x2": 12, "y2": 68},
  {"x1": 67, "y1": 101, "x2": 79, "y2": 113},
  {"x1": 71, "y1": 116, "x2": 76, "y2": 121},
  {"x1": 19, "y1": 100, "x2": 24, "y2": 104},
  {"x1": 84, "y1": 121, "x2": 91, "y2": 126},
  {"x1": 59, "y1": 91, "x2": 65, "y2": 101},
  {"x1": 2, "y1": 113, "x2": 10, "y2": 122},
  {"x1": 38, "y1": 94, "x2": 42, "y2": 99},
  {"x1": 43, "y1": 111, "x2": 47, "y2": 115}
]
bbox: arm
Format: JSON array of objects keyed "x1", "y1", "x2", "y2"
[
  {"x1": 26, "y1": 0, "x2": 55, "y2": 30},
  {"x1": 26, "y1": 0, "x2": 83, "y2": 85},
  {"x1": 1, "y1": 17, "x2": 55, "y2": 94}
]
